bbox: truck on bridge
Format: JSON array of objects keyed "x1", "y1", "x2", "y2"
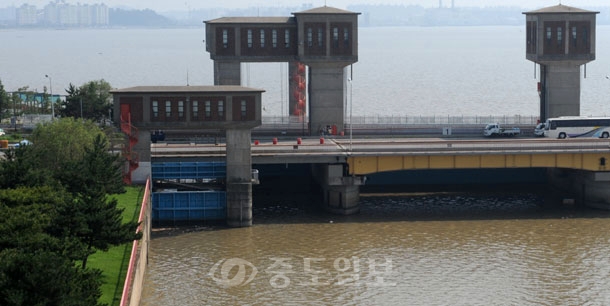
[{"x1": 483, "y1": 123, "x2": 521, "y2": 137}]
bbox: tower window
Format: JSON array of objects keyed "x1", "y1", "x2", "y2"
[
  {"x1": 285, "y1": 29, "x2": 290, "y2": 48},
  {"x1": 192, "y1": 101, "x2": 198, "y2": 118},
  {"x1": 222, "y1": 29, "x2": 228, "y2": 48},
  {"x1": 272, "y1": 29, "x2": 277, "y2": 48},
  {"x1": 307, "y1": 28, "x2": 313, "y2": 47},
  {"x1": 333, "y1": 27, "x2": 339, "y2": 47},
  {"x1": 247, "y1": 29, "x2": 253, "y2": 48},
  {"x1": 241, "y1": 100, "x2": 247, "y2": 118},
  {"x1": 572, "y1": 27, "x2": 577, "y2": 47},
  {"x1": 546, "y1": 27, "x2": 552, "y2": 45},
  {"x1": 218, "y1": 101, "x2": 224, "y2": 117},
  {"x1": 260, "y1": 29, "x2": 265, "y2": 48},
  {"x1": 165, "y1": 101, "x2": 171, "y2": 117},
  {"x1": 583, "y1": 27, "x2": 588, "y2": 47},
  {"x1": 317, "y1": 28, "x2": 323, "y2": 47},
  {"x1": 178, "y1": 100, "x2": 184, "y2": 118},
  {"x1": 205, "y1": 101, "x2": 211, "y2": 118},
  {"x1": 152, "y1": 101, "x2": 158, "y2": 118},
  {"x1": 343, "y1": 27, "x2": 349, "y2": 46},
  {"x1": 557, "y1": 27, "x2": 562, "y2": 46}
]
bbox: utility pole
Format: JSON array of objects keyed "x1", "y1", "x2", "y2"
[{"x1": 45, "y1": 74, "x2": 54, "y2": 120}]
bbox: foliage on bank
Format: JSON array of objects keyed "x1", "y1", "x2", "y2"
[{"x1": 0, "y1": 118, "x2": 141, "y2": 306}]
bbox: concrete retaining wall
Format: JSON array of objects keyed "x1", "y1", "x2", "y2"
[{"x1": 121, "y1": 179, "x2": 152, "y2": 306}]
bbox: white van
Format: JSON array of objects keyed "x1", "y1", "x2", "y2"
[{"x1": 533, "y1": 123, "x2": 546, "y2": 137}]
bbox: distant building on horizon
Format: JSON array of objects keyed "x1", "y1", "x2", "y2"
[
  {"x1": 16, "y1": 4, "x2": 37, "y2": 26},
  {"x1": 15, "y1": 1, "x2": 109, "y2": 27}
]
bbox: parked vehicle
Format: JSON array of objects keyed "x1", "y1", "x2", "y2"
[
  {"x1": 14, "y1": 139, "x2": 32, "y2": 147},
  {"x1": 544, "y1": 116, "x2": 610, "y2": 139},
  {"x1": 534, "y1": 123, "x2": 546, "y2": 137},
  {"x1": 483, "y1": 123, "x2": 520, "y2": 137}
]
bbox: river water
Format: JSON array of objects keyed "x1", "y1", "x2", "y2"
[{"x1": 140, "y1": 189, "x2": 610, "y2": 305}]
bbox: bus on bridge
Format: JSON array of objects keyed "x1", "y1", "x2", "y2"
[{"x1": 544, "y1": 117, "x2": 610, "y2": 139}]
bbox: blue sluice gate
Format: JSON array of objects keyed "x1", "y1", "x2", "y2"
[
  {"x1": 151, "y1": 161, "x2": 226, "y2": 180},
  {"x1": 152, "y1": 191, "x2": 226, "y2": 221},
  {"x1": 151, "y1": 162, "x2": 227, "y2": 222}
]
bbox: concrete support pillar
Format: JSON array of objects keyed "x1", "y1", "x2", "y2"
[
  {"x1": 214, "y1": 60, "x2": 241, "y2": 85},
  {"x1": 542, "y1": 63, "x2": 581, "y2": 118},
  {"x1": 323, "y1": 184, "x2": 361, "y2": 215},
  {"x1": 312, "y1": 164, "x2": 365, "y2": 215},
  {"x1": 547, "y1": 168, "x2": 610, "y2": 209},
  {"x1": 226, "y1": 182, "x2": 252, "y2": 227},
  {"x1": 308, "y1": 65, "x2": 346, "y2": 136},
  {"x1": 581, "y1": 172, "x2": 610, "y2": 210},
  {"x1": 225, "y1": 128, "x2": 253, "y2": 227},
  {"x1": 131, "y1": 128, "x2": 152, "y2": 184}
]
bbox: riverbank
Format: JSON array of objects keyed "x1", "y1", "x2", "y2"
[{"x1": 87, "y1": 186, "x2": 144, "y2": 306}]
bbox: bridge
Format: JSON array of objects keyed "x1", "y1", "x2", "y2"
[
  {"x1": 150, "y1": 136, "x2": 610, "y2": 222},
  {"x1": 151, "y1": 137, "x2": 610, "y2": 173}
]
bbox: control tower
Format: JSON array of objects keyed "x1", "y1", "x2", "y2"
[
  {"x1": 524, "y1": 4, "x2": 599, "y2": 121},
  {"x1": 205, "y1": 6, "x2": 360, "y2": 135}
]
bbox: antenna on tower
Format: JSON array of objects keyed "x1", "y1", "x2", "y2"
[{"x1": 186, "y1": 69, "x2": 190, "y2": 86}]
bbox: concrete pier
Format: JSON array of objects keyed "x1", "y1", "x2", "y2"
[
  {"x1": 226, "y1": 129, "x2": 254, "y2": 227},
  {"x1": 547, "y1": 168, "x2": 610, "y2": 209},
  {"x1": 308, "y1": 65, "x2": 348, "y2": 135},
  {"x1": 312, "y1": 164, "x2": 365, "y2": 215},
  {"x1": 323, "y1": 183, "x2": 361, "y2": 215},
  {"x1": 226, "y1": 182, "x2": 252, "y2": 227},
  {"x1": 539, "y1": 64, "x2": 581, "y2": 119}
]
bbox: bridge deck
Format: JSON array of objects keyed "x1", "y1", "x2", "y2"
[{"x1": 151, "y1": 137, "x2": 610, "y2": 173}]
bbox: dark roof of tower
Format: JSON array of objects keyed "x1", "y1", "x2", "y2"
[
  {"x1": 205, "y1": 17, "x2": 294, "y2": 24},
  {"x1": 205, "y1": 6, "x2": 360, "y2": 24},
  {"x1": 111, "y1": 86, "x2": 265, "y2": 94},
  {"x1": 523, "y1": 4, "x2": 599, "y2": 14},
  {"x1": 293, "y1": 6, "x2": 360, "y2": 15}
]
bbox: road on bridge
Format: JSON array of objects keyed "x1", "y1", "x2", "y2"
[{"x1": 151, "y1": 137, "x2": 610, "y2": 160}]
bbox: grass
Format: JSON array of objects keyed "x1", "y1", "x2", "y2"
[{"x1": 87, "y1": 186, "x2": 144, "y2": 306}]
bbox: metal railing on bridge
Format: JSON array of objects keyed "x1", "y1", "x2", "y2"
[{"x1": 261, "y1": 115, "x2": 539, "y2": 127}]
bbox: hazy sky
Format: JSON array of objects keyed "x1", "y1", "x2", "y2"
[{"x1": 2, "y1": 0, "x2": 608, "y2": 11}]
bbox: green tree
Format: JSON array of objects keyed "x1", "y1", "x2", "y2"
[
  {"x1": 0, "y1": 250, "x2": 104, "y2": 306},
  {"x1": 30, "y1": 117, "x2": 106, "y2": 169},
  {"x1": 10, "y1": 92, "x2": 23, "y2": 119},
  {"x1": 2, "y1": 118, "x2": 139, "y2": 270},
  {"x1": 5, "y1": 118, "x2": 122, "y2": 191},
  {"x1": 57, "y1": 134, "x2": 125, "y2": 196},
  {"x1": 62, "y1": 83, "x2": 81, "y2": 118},
  {"x1": 0, "y1": 145, "x2": 54, "y2": 189},
  {"x1": 15, "y1": 86, "x2": 37, "y2": 115},
  {"x1": 61, "y1": 80, "x2": 113, "y2": 122},
  {"x1": 0, "y1": 79, "x2": 9, "y2": 120},
  {"x1": 61, "y1": 135, "x2": 137, "y2": 268},
  {"x1": 0, "y1": 187, "x2": 104, "y2": 306},
  {"x1": 0, "y1": 117, "x2": 141, "y2": 304},
  {"x1": 72, "y1": 192, "x2": 140, "y2": 269}
]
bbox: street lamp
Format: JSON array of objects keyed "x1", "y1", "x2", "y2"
[{"x1": 45, "y1": 74, "x2": 54, "y2": 120}]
